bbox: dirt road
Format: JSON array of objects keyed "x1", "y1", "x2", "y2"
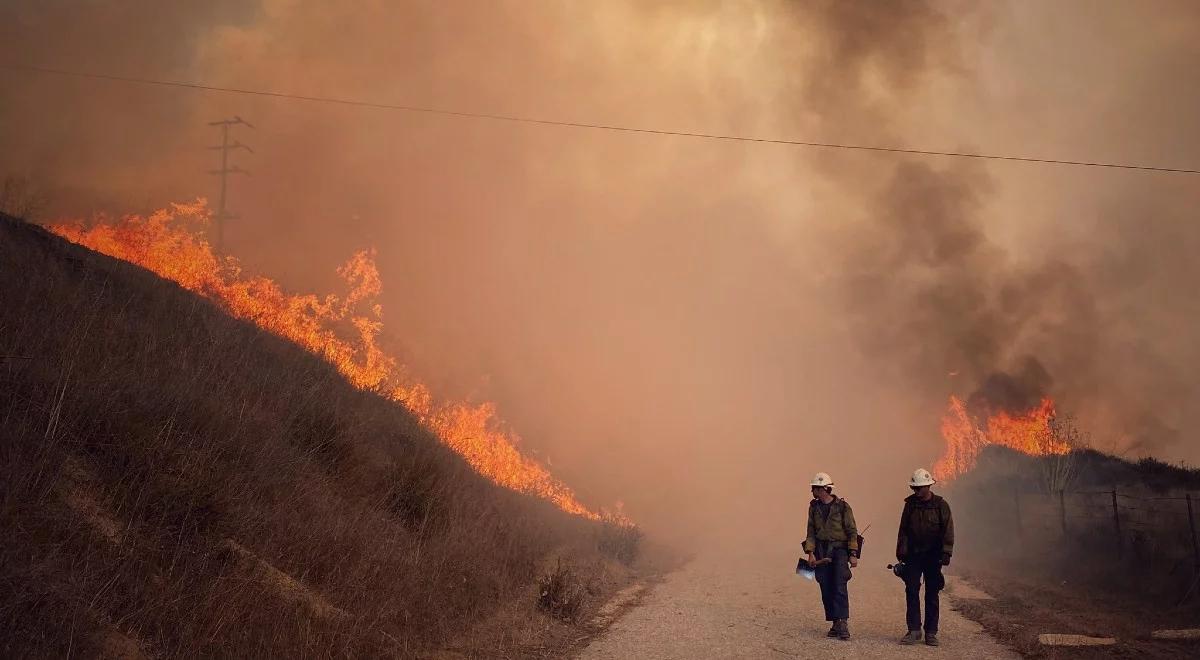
[{"x1": 579, "y1": 547, "x2": 1017, "y2": 659}]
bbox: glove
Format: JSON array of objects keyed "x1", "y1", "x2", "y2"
[{"x1": 940, "y1": 552, "x2": 951, "y2": 566}]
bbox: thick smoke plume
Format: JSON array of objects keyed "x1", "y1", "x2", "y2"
[
  {"x1": 836, "y1": 146, "x2": 1198, "y2": 459},
  {"x1": 3, "y1": 1, "x2": 1198, "y2": 543}
]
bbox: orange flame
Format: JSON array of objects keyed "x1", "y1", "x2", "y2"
[
  {"x1": 51, "y1": 201, "x2": 625, "y2": 523},
  {"x1": 932, "y1": 395, "x2": 1067, "y2": 481}
]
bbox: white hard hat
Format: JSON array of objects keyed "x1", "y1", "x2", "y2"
[
  {"x1": 909, "y1": 468, "x2": 936, "y2": 487},
  {"x1": 811, "y1": 472, "x2": 834, "y2": 488}
]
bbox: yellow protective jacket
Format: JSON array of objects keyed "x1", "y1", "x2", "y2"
[{"x1": 803, "y1": 496, "x2": 860, "y2": 558}]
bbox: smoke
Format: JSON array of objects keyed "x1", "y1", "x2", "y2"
[
  {"x1": 2, "y1": 1, "x2": 1199, "y2": 546},
  {"x1": 966, "y1": 359, "x2": 1052, "y2": 419},
  {"x1": 0, "y1": 2, "x2": 257, "y2": 210},
  {"x1": 834, "y1": 141, "x2": 1195, "y2": 462},
  {"x1": 817, "y1": 1, "x2": 1200, "y2": 469}
]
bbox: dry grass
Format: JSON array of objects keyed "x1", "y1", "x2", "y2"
[
  {"x1": 0, "y1": 174, "x2": 47, "y2": 221},
  {"x1": 953, "y1": 568, "x2": 1200, "y2": 659},
  {"x1": 536, "y1": 560, "x2": 588, "y2": 623},
  {"x1": 954, "y1": 445, "x2": 1200, "y2": 604},
  {"x1": 0, "y1": 213, "x2": 637, "y2": 657}
]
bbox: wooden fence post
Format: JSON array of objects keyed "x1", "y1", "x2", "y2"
[
  {"x1": 1187, "y1": 494, "x2": 1200, "y2": 569},
  {"x1": 1014, "y1": 491, "x2": 1023, "y2": 544},
  {"x1": 1111, "y1": 490, "x2": 1122, "y2": 558},
  {"x1": 1059, "y1": 490, "x2": 1068, "y2": 535}
]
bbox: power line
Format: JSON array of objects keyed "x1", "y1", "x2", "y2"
[{"x1": 5, "y1": 62, "x2": 1200, "y2": 175}]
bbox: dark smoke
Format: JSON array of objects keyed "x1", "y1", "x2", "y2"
[
  {"x1": 835, "y1": 135, "x2": 1195, "y2": 460},
  {"x1": 2, "y1": 1, "x2": 1198, "y2": 543},
  {"x1": 966, "y1": 358, "x2": 1051, "y2": 419},
  {"x1": 838, "y1": 160, "x2": 1000, "y2": 388}
]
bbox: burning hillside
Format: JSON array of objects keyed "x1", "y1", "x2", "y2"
[
  {"x1": 932, "y1": 361, "x2": 1074, "y2": 481},
  {"x1": 50, "y1": 200, "x2": 623, "y2": 523},
  {"x1": 933, "y1": 394, "x2": 1066, "y2": 481},
  {"x1": 1, "y1": 210, "x2": 640, "y2": 657}
]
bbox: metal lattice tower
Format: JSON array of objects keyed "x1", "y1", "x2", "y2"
[{"x1": 207, "y1": 116, "x2": 254, "y2": 252}]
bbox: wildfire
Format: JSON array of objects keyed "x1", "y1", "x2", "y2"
[
  {"x1": 52, "y1": 201, "x2": 624, "y2": 523},
  {"x1": 932, "y1": 395, "x2": 1067, "y2": 481}
]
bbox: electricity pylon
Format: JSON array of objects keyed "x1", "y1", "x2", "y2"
[{"x1": 207, "y1": 116, "x2": 254, "y2": 252}]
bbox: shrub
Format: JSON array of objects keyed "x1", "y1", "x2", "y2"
[{"x1": 537, "y1": 559, "x2": 587, "y2": 622}]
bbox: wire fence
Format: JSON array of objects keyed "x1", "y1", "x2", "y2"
[{"x1": 1008, "y1": 488, "x2": 1200, "y2": 569}]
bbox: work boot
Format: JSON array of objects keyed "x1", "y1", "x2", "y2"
[
  {"x1": 835, "y1": 619, "x2": 850, "y2": 641},
  {"x1": 826, "y1": 623, "x2": 838, "y2": 638},
  {"x1": 900, "y1": 630, "x2": 923, "y2": 645},
  {"x1": 925, "y1": 633, "x2": 940, "y2": 646}
]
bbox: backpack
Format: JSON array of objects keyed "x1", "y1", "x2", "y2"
[{"x1": 813, "y1": 498, "x2": 867, "y2": 558}]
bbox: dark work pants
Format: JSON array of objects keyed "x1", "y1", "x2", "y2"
[
  {"x1": 902, "y1": 552, "x2": 944, "y2": 633},
  {"x1": 814, "y1": 546, "x2": 850, "y2": 621}
]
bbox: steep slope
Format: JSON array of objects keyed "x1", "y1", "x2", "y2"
[
  {"x1": 0, "y1": 212, "x2": 634, "y2": 657},
  {"x1": 46, "y1": 201, "x2": 618, "y2": 523}
]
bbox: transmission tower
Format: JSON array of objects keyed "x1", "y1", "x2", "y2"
[{"x1": 207, "y1": 116, "x2": 254, "y2": 252}]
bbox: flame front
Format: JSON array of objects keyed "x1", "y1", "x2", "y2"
[
  {"x1": 51, "y1": 201, "x2": 623, "y2": 523},
  {"x1": 932, "y1": 395, "x2": 1066, "y2": 481}
]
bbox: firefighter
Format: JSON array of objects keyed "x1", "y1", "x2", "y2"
[
  {"x1": 896, "y1": 468, "x2": 954, "y2": 647},
  {"x1": 803, "y1": 472, "x2": 859, "y2": 640}
]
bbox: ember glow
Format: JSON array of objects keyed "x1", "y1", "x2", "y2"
[
  {"x1": 51, "y1": 201, "x2": 624, "y2": 523},
  {"x1": 932, "y1": 394, "x2": 1067, "y2": 481}
]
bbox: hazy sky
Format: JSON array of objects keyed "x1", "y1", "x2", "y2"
[{"x1": 3, "y1": 1, "x2": 1198, "y2": 542}]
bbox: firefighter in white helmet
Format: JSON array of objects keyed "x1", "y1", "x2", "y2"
[
  {"x1": 896, "y1": 468, "x2": 955, "y2": 647},
  {"x1": 802, "y1": 472, "x2": 859, "y2": 640}
]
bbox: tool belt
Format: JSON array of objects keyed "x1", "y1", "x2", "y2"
[
  {"x1": 814, "y1": 536, "x2": 865, "y2": 560},
  {"x1": 814, "y1": 540, "x2": 848, "y2": 560}
]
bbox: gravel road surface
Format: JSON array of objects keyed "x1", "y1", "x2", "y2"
[{"x1": 579, "y1": 547, "x2": 1017, "y2": 659}]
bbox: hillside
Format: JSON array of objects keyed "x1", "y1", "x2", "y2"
[
  {"x1": 952, "y1": 444, "x2": 1200, "y2": 602},
  {"x1": 946, "y1": 447, "x2": 1200, "y2": 656},
  {"x1": 956, "y1": 444, "x2": 1200, "y2": 494},
  {"x1": 0, "y1": 212, "x2": 636, "y2": 657}
]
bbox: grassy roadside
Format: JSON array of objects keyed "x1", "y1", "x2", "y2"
[
  {"x1": 457, "y1": 542, "x2": 680, "y2": 659},
  {"x1": 0, "y1": 211, "x2": 641, "y2": 657},
  {"x1": 951, "y1": 561, "x2": 1200, "y2": 658},
  {"x1": 946, "y1": 445, "x2": 1200, "y2": 657}
]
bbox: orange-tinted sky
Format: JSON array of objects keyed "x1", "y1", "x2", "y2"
[{"x1": 3, "y1": 1, "x2": 1198, "y2": 542}]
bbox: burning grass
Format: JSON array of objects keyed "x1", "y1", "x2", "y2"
[
  {"x1": 934, "y1": 395, "x2": 1068, "y2": 482},
  {"x1": 0, "y1": 212, "x2": 637, "y2": 657},
  {"x1": 48, "y1": 200, "x2": 620, "y2": 523}
]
